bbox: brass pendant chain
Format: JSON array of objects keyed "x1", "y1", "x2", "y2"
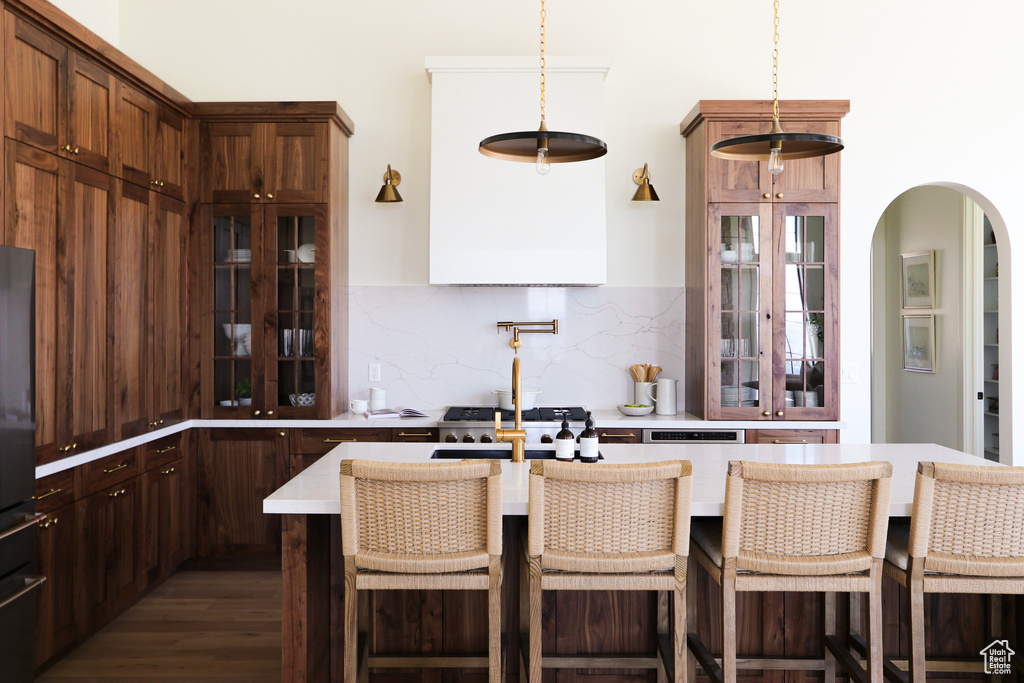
[
  {"x1": 539, "y1": 0, "x2": 546, "y2": 124},
  {"x1": 772, "y1": 0, "x2": 780, "y2": 121}
]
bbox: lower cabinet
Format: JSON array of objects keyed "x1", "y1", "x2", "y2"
[
  {"x1": 35, "y1": 502, "x2": 79, "y2": 667},
  {"x1": 143, "y1": 456, "x2": 185, "y2": 584},
  {"x1": 745, "y1": 428, "x2": 839, "y2": 444},
  {"x1": 197, "y1": 428, "x2": 289, "y2": 558},
  {"x1": 596, "y1": 427, "x2": 641, "y2": 444},
  {"x1": 76, "y1": 477, "x2": 144, "y2": 631}
]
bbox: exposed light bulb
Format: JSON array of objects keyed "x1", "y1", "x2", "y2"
[
  {"x1": 536, "y1": 147, "x2": 551, "y2": 175},
  {"x1": 768, "y1": 146, "x2": 784, "y2": 176}
]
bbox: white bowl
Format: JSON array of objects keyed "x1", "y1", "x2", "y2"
[
  {"x1": 289, "y1": 393, "x2": 316, "y2": 407},
  {"x1": 493, "y1": 389, "x2": 540, "y2": 412},
  {"x1": 618, "y1": 404, "x2": 654, "y2": 416}
]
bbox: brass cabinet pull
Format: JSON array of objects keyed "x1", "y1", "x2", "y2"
[
  {"x1": 0, "y1": 576, "x2": 47, "y2": 611},
  {"x1": 599, "y1": 432, "x2": 636, "y2": 438},
  {"x1": 103, "y1": 462, "x2": 128, "y2": 474},
  {"x1": 161, "y1": 467, "x2": 176, "y2": 475},
  {"x1": 58, "y1": 442, "x2": 78, "y2": 453},
  {"x1": 323, "y1": 438, "x2": 356, "y2": 443},
  {"x1": 773, "y1": 440, "x2": 809, "y2": 444},
  {"x1": 40, "y1": 517, "x2": 59, "y2": 529},
  {"x1": 35, "y1": 488, "x2": 63, "y2": 501},
  {"x1": 109, "y1": 488, "x2": 127, "y2": 498},
  {"x1": 0, "y1": 513, "x2": 45, "y2": 541},
  {"x1": 397, "y1": 432, "x2": 433, "y2": 437},
  {"x1": 155, "y1": 445, "x2": 177, "y2": 454}
]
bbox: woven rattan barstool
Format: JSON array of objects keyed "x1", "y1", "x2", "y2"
[
  {"x1": 339, "y1": 459, "x2": 504, "y2": 683},
  {"x1": 688, "y1": 460, "x2": 893, "y2": 683},
  {"x1": 523, "y1": 460, "x2": 692, "y2": 683},
  {"x1": 884, "y1": 461, "x2": 1024, "y2": 681}
]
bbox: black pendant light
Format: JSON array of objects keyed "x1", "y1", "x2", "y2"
[
  {"x1": 479, "y1": 0, "x2": 606, "y2": 174},
  {"x1": 710, "y1": 0, "x2": 843, "y2": 175}
]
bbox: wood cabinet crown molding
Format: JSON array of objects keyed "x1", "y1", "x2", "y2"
[
  {"x1": 192, "y1": 101, "x2": 354, "y2": 137},
  {"x1": 3, "y1": 0, "x2": 192, "y2": 114},
  {"x1": 680, "y1": 99, "x2": 850, "y2": 137}
]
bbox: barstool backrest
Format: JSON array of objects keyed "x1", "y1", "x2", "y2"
[
  {"x1": 909, "y1": 461, "x2": 1024, "y2": 576},
  {"x1": 722, "y1": 460, "x2": 892, "y2": 576},
  {"x1": 340, "y1": 459, "x2": 502, "y2": 573},
  {"x1": 528, "y1": 460, "x2": 692, "y2": 573}
]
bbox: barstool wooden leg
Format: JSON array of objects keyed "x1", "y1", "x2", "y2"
[
  {"x1": 489, "y1": 556, "x2": 502, "y2": 683},
  {"x1": 824, "y1": 591, "x2": 837, "y2": 683},
  {"x1": 344, "y1": 557, "x2": 358, "y2": 683},
  {"x1": 867, "y1": 562, "x2": 884, "y2": 683},
  {"x1": 658, "y1": 591, "x2": 668, "y2": 683},
  {"x1": 721, "y1": 559, "x2": 737, "y2": 683},
  {"x1": 685, "y1": 556, "x2": 697, "y2": 683},
  {"x1": 529, "y1": 555, "x2": 543, "y2": 683},
  {"x1": 674, "y1": 557, "x2": 687, "y2": 683},
  {"x1": 907, "y1": 560, "x2": 926, "y2": 683}
]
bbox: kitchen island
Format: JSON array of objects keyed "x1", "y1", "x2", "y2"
[{"x1": 265, "y1": 442, "x2": 1004, "y2": 683}]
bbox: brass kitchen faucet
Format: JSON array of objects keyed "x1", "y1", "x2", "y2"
[{"x1": 494, "y1": 321, "x2": 558, "y2": 462}]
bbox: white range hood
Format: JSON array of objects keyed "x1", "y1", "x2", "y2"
[{"x1": 426, "y1": 56, "x2": 609, "y2": 286}]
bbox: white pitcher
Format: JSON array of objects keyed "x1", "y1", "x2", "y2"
[{"x1": 647, "y1": 378, "x2": 678, "y2": 415}]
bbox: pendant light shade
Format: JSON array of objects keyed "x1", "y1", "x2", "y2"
[
  {"x1": 710, "y1": 0, "x2": 843, "y2": 168},
  {"x1": 478, "y1": 0, "x2": 606, "y2": 171}
]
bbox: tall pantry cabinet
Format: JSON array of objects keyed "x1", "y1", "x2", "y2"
[{"x1": 681, "y1": 100, "x2": 847, "y2": 432}]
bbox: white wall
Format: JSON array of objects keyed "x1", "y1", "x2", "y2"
[
  {"x1": 49, "y1": 0, "x2": 119, "y2": 47},
  {"x1": 91, "y1": 0, "x2": 1023, "y2": 453},
  {"x1": 874, "y1": 187, "x2": 965, "y2": 449}
]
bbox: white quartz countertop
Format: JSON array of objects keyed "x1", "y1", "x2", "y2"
[{"x1": 263, "y1": 441, "x2": 994, "y2": 517}]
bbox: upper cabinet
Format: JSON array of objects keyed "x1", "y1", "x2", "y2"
[
  {"x1": 4, "y1": 11, "x2": 115, "y2": 173},
  {"x1": 200, "y1": 116, "x2": 329, "y2": 203},
  {"x1": 681, "y1": 100, "x2": 847, "y2": 422},
  {"x1": 116, "y1": 83, "x2": 185, "y2": 199}
]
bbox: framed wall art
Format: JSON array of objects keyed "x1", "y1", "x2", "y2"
[
  {"x1": 903, "y1": 314, "x2": 935, "y2": 373},
  {"x1": 901, "y1": 251, "x2": 935, "y2": 309}
]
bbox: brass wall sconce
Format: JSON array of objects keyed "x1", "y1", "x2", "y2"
[
  {"x1": 374, "y1": 165, "x2": 403, "y2": 203},
  {"x1": 631, "y1": 163, "x2": 659, "y2": 202}
]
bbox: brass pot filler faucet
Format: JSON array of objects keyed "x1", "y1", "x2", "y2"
[{"x1": 494, "y1": 320, "x2": 558, "y2": 462}]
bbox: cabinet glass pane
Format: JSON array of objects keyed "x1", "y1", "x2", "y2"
[
  {"x1": 213, "y1": 215, "x2": 254, "y2": 410},
  {"x1": 721, "y1": 215, "x2": 759, "y2": 263},
  {"x1": 784, "y1": 214, "x2": 828, "y2": 409},
  {"x1": 214, "y1": 359, "x2": 252, "y2": 407},
  {"x1": 274, "y1": 214, "x2": 317, "y2": 410},
  {"x1": 720, "y1": 360, "x2": 759, "y2": 407},
  {"x1": 280, "y1": 360, "x2": 316, "y2": 407},
  {"x1": 719, "y1": 212, "x2": 763, "y2": 410}
]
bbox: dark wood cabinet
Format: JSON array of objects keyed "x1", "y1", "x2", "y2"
[
  {"x1": 149, "y1": 194, "x2": 187, "y2": 427},
  {"x1": 681, "y1": 101, "x2": 847, "y2": 422},
  {"x1": 596, "y1": 427, "x2": 641, "y2": 444},
  {"x1": 3, "y1": 12, "x2": 115, "y2": 172},
  {"x1": 143, "y1": 456, "x2": 185, "y2": 584},
  {"x1": 200, "y1": 119, "x2": 327, "y2": 204},
  {"x1": 197, "y1": 428, "x2": 289, "y2": 558},
  {"x1": 113, "y1": 181, "x2": 150, "y2": 439},
  {"x1": 76, "y1": 476, "x2": 143, "y2": 631},
  {"x1": 3, "y1": 142, "x2": 113, "y2": 461},
  {"x1": 745, "y1": 428, "x2": 838, "y2": 444},
  {"x1": 35, "y1": 501, "x2": 79, "y2": 667},
  {"x1": 116, "y1": 83, "x2": 185, "y2": 200},
  {"x1": 390, "y1": 427, "x2": 440, "y2": 442}
]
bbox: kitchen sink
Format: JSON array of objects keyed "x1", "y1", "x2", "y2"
[{"x1": 430, "y1": 449, "x2": 602, "y2": 460}]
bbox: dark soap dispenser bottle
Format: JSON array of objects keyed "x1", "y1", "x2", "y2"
[
  {"x1": 578, "y1": 412, "x2": 599, "y2": 463},
  {"x1": 555, "y1": 419, "x2": 575, "y2": 461}
]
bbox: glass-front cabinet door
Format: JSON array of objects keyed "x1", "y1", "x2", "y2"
[
  {"x1": 267, "y1": 205, "x2": 325, "y2": 417},
  {"x1": 210, "y1": 206, "x2": 261, "y2": 416},
  {"x1": 772, "y1": 203, "x2": 838, "y2": 420},
  {"x1": 708, "y1": 204, "x2": 774, "y2": 419}
]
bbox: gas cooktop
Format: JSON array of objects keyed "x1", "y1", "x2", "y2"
[{"x1": 442, "y1": 406, "x2": 588, "y2": 423}]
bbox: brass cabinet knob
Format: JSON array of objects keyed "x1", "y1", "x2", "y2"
[
  {"x1": 267, "y1": 410, "x2": 274, "y2": 416},
  {"x1": 776, "y1": 193, "x2": 784, "y2": 199},
  {"x1": 279, "y1": 431, "x2": 286, "y2": 437},
  {"x1": 158, "y1": 181, "x2": 165, "y2": 187},
  {"x1": 762, "y1": 411, "x2": 770, "y2": 417},
  {"x1": 254, "y1": 409, "x2": 261, "y2": 416},
  {"x1": 72, "y1": 147, "x2": 79, "y2": 154},
  {"x1": 763, "y1": 193, "x2": 771, "y2": 199},
  {"x1": 776, "y1": 411, "x2": 784, "y2": 416},
  {"x1": 253, "y1": 193, "x2": 261, "y2": 199},
  {"x1": 161, "y1": 467, "x2": 176, "y2": 475},
  {"x1": 266, "y1": 193, "x2": 274, "y2": 199}
]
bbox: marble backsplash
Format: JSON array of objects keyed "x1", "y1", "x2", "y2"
[{"x1": 349, "y1": 286, "x2": 685, "y2": 411}]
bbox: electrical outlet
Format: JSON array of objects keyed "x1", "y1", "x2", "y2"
[{"x1": 369, "y1": 363, "x2": 381, "y2": 383}]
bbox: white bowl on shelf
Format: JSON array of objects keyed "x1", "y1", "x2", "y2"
[
  {"x1": 617, "y1": 404, "x2": 654, "y2": 416},
  {"x1": 221, "y1": 323, "x2": 252, "y2": 356}
]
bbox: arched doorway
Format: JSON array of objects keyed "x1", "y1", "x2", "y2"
[{"x1": 870, "y1": 185, "x2": 1011, "y2": 462}]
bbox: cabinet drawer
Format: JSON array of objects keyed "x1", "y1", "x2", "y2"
[
  {"x1": 143, "y1": 434, "x2": 183, "y2": 471},
  {"x1": 596, "y1": 428, "x2": 640, "y2": 444},
  {"x1": 34, "y1": 469, "x2": 76, "y2": 513},
  {"x1": 391, "y1": 428, "x2": 439, "y2": 443},
  {"x1": 83, "y1": 448, "x2": 139, "y2": 496},
  {"x1": 294, "y1": 428, "x2": 387, "y2": 455},
  {"x1": 745, "y1": 429, "x2": 838, "y2": 445}
]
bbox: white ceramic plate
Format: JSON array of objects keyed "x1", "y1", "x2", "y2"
[
  {"x1": 297, "y1": 243, "x2": 315, "y2": 263},
  {"x1": 617, "y1": 404, "x2": 654, "y2": 416}
]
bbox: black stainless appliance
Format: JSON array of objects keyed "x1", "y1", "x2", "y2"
[
  {"x1": 642, "y1": 429, "x2": 745, "y2": 444},
  {"x1": 440, "y1": 406, "x2": 588, "y2": 444},
  {"x1": 0, "y1": 245, "x2": 45, "y2": 681}
]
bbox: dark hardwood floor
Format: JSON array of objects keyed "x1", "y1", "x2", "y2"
[{"x1": 37, "y1": 571, "x2": 281, "y2": 682}]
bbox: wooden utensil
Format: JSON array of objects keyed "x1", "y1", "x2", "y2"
[{"x1": 648, "y1": 365, "x2": 662, "y2": 382}]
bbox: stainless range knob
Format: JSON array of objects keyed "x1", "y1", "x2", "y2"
[
  {"x1": 480, "y1": 433, "x2": 493, "y2": 443},
  {"x1": 463, "y1": 434, "x2": 476, "y2": 443},
  {"x1": 540, "y1": 434, "x2": 553, "y2": 444},
  {"x1": 445, "y1": 433, "x2": 458, "y2": 443}
]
